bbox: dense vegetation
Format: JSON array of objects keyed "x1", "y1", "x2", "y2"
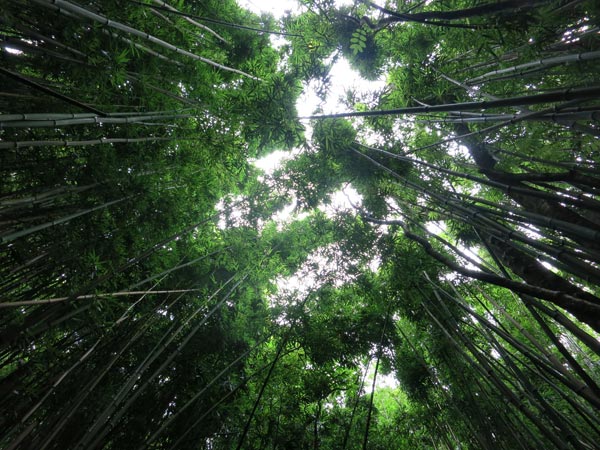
[{"x1": 1, "y1": 0, "x2": 599, "y2": 448}]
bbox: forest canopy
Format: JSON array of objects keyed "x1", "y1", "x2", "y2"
[{"x1": 1, "y1": 0, "x2": 600, "y2": 449}]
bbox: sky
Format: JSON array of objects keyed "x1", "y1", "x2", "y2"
[
  {"x1": 244, "y1": 0, "x2": 386, "y2": 215},
  {"x1": 238, "y1": 0, "x2": 384, "y2": 115},
  {"x1": 238, "y1": 0, "x2": 386, "y2": 241},
  {"x1": 237, "y1": 0, "x2": 299, "y2": 18},
  {"x1": 237, "y1": 0, "x2": 399, "y2": 390}
]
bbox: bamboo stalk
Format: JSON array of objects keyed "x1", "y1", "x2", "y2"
[
  {"x1": 0, "y1": 197, "x2": 129, "y2": 244},
  {"x1": 302, "y1": 86, "x2": 600, "y2": 120},
  {"x1": 0, "y1": 113, "x2": 192, "y2": 128},
  {"x1": 468, "y1": 51, "x2": 600, "y2": 85},
  {"x1": 32, "y1": 0, "x2": 260, "y2": 80},
  {"x1": 78, "y1": 273, "x2": 247, "y2": 449},
  {"x1": 0, "y1": 136, "x2": 179, "y2": 149},
  {"x1": 151, "y1": 0, "x2": 227, "y2": 44},
  {"x1": 0, "y1": 67, "x2": 106, "y2": 115},
  {"x1": 0, "y1": 288, "x2": 206, "y2": 308}
]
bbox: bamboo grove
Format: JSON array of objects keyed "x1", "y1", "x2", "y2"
[{"x1": 1, "y1": 0, "x2": 599, "y2": 449}]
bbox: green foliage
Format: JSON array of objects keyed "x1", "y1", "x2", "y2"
[
  {"x1": 350, "y1": 25, "x2": 368, "y2": 55},
  {"x1": 2, "y1": 1, "x2": 600, "y2": 450}
]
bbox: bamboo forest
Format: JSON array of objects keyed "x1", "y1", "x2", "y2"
[{"x1": 2, "y1": 0, "x2": 600, "y2": 448}]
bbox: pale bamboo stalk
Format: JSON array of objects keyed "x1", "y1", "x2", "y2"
[
  {"x1": 0, "y1": 112, "x2": 97, "y2": 121},
  {"x1": 33, "y1": 0, "x2": 260, "y2": 80},
  {"x1": 101, "y1": 28, "x2": 184, "y2": 66},
  {"x1": 151, "y1": 0, "x2": 228, "y2": 44},
  {"x1": 0, "y1": 113, "x2": 192, "y2": 128},
  {"x1": 0, "y1": 288, "x2": 204, "y2": 308},
  {"x1": 0, "y1": 108, "x2": 193, "y2": 121},
  {"x1": 0, "y1": 136, "x2": 177, "y2": 149},
  {"x1": 468, "y1": 51, "x2": 600, "y2": 85}
]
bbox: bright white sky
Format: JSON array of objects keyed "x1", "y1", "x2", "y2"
[{"x1": 237, "y1": 0, "x2": 299, "y2": 18}]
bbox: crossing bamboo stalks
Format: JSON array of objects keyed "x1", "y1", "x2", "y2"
[
  {"x1": 150, "y1": 0, "x2": 228, "y2": 44},
  {"x1": 32, "y1": 0, "x2": 261, "y2": 80}
]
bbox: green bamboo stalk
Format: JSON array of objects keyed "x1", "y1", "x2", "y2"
[
  {"x1": 81, "y1": 273, "x2": 248, "y2": 449},
  {"x1": 525, "y1": 303, "x2": 600, "y2": 400},
  {"x1": 20, "y1": 338, "x2": 101, "y2": 423},
  {"x1": 0, "y1": 67, "x2": 106, "y2": 115},
  {"x1": 127, "y1": 247, "x2": 231, "y2": 289},
  {"x1": 128, "y1": 0, "x2": 303, "y2": 37},
  {"x1": 452, "y1": 190, "x2": 600, "y2": 254},
  {"x1": 61, "y1": 201, "x2": 243, "y2": 308},
  {"x1": 364, "y1": 0, "x2": 547, "y2": 22},
  {"x1": 33, "y1": 0, "x2": 260, "y2": 80},
  {"x1": 0, "y1": 197, "x2": 129, "y2": 244},
  {"x1": 0, "y1": 184, "x2": 98, "y2": 207},
  {"x1": 473, "y1": 319, "x2": 591, "y2": 450},
  {"x1": 234, "y1": 328, "x2": 286, "y2": 450},
  {"x1": 1, "y1": 38, "x2": 86, "y2": 65},
  {"x1": 358, "y1": 143, "x2": 600, "y2": 222},
  {"x1": 405, "y1": 227, "x2": 600, "y2": 330},
  {"x1": 9, "y1": 21, "x2": 87, "y2": 57},
  {"x1": 421, "y1": 301, "x2": 568, "y2": 450},
  {"x1": 419, "y1": 110, "x2": 600, "y2": 125},
  {"x1": 101, "y1": 28, "x2": 184, "y2": 66},
  {"x1": 163, "y1": 346, "x2": 303, "y2": 450},
  {"x1": 142, "y1": 337, "x2": 265, "y2": 447},
  {"x1": 33, "y1": 293, "x2": 182, "y2": 450},
  {"x1": 476, "y1": 239, "x2": 600, "y2": 359},
  {"x1": 362, "y1": 306, "x2": 389, "y2": 450},
  {"x1": 436, "y1": 281, "x2": 600, "y2": 409},
  {"x1": 126, "y1": 72, "x2": 200, "y2": 106},
  {"x1": 72, "y1": 274, "x2": 241, "y2": 444},
  {"x1": 431, "y1": 68, "x2": 600, "y2": 139}
]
